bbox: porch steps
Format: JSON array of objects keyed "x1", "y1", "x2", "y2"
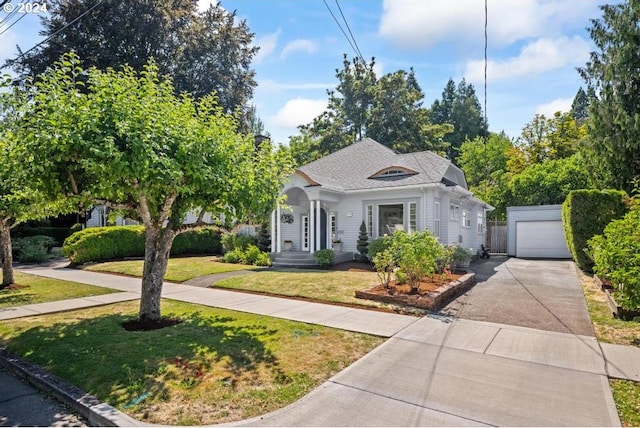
[{"x1": 271, "y1": 251, "x2": 354, "y2": 268}]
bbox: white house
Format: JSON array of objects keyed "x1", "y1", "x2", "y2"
[{"x1": 271, "y1": 138, "x2": 492, "y2": 257}]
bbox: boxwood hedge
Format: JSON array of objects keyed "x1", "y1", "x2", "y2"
[
  {"x1": 62, "y1": 226, "x2": 222, "y2": 264},
  {"x1": 561, "y1": 189, "x2": 628, "y2": 272}
]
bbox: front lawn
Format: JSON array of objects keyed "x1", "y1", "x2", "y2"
[
  {"x1": 85, "y1": 256, "x2": 256, "y2": 282},
  {"x1": 0, "y1": 300, "x2": 383, "y2": 426},
  {"x1": 579, "y1": 271, "x2": 640, "y2": 427},
  {"x1": 214, "y1": 269, "x2": 389, "y2": 309},
  {"x1": 0, "y1": 272, "x2": 119, "y2": 309}
]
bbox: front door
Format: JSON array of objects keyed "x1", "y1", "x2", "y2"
[{"x1": 301, "y1": 215, "x2": 309, "y2": 251}]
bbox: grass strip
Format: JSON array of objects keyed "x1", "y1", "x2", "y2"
[
  {"x1": 85, "y1": 256, "x2": 256, "y2": 282},
  {"x1": 0, "y1": 299, "x2": 383, "y2": 426},
  {"x1": 0, "y1": 272, "x2": 118, "y2": 309},
  {"x1": 579, "y1": 271, "x2": 640, "y2": 427}
]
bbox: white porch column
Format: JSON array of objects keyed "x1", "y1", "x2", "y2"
[
  {"x1": 276, "y1": 204, "x2": 282, "y2": 253},
  {"x1": 315, "y1": 200, "x2": 321, "y2": 251},
  {"x1": 270, "y1": 209, "x2": 277, "y2": 253},
  {"x1": 309, "y1": 200, "x2": 315, "y2": 253}
]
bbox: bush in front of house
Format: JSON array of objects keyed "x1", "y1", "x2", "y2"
[
  {"x1": 13, "y1": 225, "x2": 72, "y2": 246},
  {"x1": 588, "y1": 198, "x2": 640, "y2": 309},
  {"x1": 372, "y1": 230, "x2": 450, "y2": 292},
  {"x1": 562, "y1": 189, "x2": 628, "y2": 272},
  {"x1": 221, "y1": 244, "x2": 271, "y2": 266},
  {"x1": 367, "y1": 236, "x2": 392, "y2": 261},
  {"x1": 63, "y1": 226, "x2": 146, "y2": 263},
  {"x1": 313, "y1": 249, "x2": 335, "y2": 267},
  {"x1": 12, "y1": 235, "x2": 57, "y2": 263},
  {"x1": 63, "y1": 226, "x2": 223, "y2": 264},
  {"x1": 356, "y1": 220, "x2": 369, "y2": 262},
  {"x1": 221, "y1": 232, "x2": 257, "y2": 253}
]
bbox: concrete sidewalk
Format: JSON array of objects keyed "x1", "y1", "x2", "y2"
[{"x1": 2, "y1": 262, "x2": 637, "y2": 426}]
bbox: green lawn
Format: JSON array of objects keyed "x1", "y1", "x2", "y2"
[
  {"x1": 214, "y1": 269, "x2": 390, "y2": 309},
  {"x1": 0, "y1": 300, "x2": 384, "y2": 426},
  {"x1": 579, "y1": 271, "x2": 640, "y2": 427},
  {"x1": 85, "y1": 256, "x2": 257, "y2": 282},
  {"x1": 0, "y1": 272, "x2": 118, "y2": 309}
]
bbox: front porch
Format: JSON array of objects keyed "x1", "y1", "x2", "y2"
[{"x1": 271, "y1": 251, "x2": 355, "y2": 268}]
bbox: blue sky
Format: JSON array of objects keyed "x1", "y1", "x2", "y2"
[{"x1": 0, "y1": 0, "x2": 615, "y2": 145}]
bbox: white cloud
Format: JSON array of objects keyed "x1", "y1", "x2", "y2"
[
  {"x1": 280, "y1": 39, "x2": 318, "y2": 59},
  {"x1": 535, "y1": 97, "x2": 573, "y2": 116},
  {"x1": 0, "y1": 30, "x2": 18, "y2": 60},
  {"x1": 197, "y1": 0, "x2": 212, "y2": 13},
  {"x1": 378, "y1": 0, "x2": 600, "y2": 50},
  {"x1": 272, "y1": 98, "x2": 327, "y2": 128},
  {"x1": 258, "y1": 79, "x2": 333, "y2": 93},
  {"x1": 254, "y1": 30, "x2": 281, "y2": 64},
  {"x1": 465, "y1": 36, "x2": 591, "y2": 83}
]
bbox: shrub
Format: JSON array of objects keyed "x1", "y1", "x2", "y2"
[
  {"x1": 391, "y1": 231, "x2": 446, "y2": 293},
  {"x1": 243, "y1": 245, "x2": 262, "y2": 265},
  {"x1": 14, "y1": 226, "x2": 71, "y2": 246},
  {"x1": 372, "y1": 246, "x2": 395, "y2": 289},
  {"x1": 314, "y1": 249, "x2": 335, "y2": 267},
  {"x1": 62, "y1": 226, "x2": 146, "y2": 264},
  {"x1": 62, "y1": 226, "x2": 222, "y2": 264},
  {"x1": 69, "y1": 223, "x2": 84, "y2": 234},
  {"x1": 368, "y1": 236, "x2": 391, "y2": 261},
  {"x1": 562, "y1": 189, "x2": 628, "y2": 272},
  {"x1": 12, "y1": 235, "x2": 57, "y2": 263},
  {"x1": 222, "y1": 249, "x2": 246, "y2": 264},
  {"x1": 221, "y1": 233, "x2": 257, "y2": 252},
  {"x1": 356, "y1": 221, "x2": 369, "y2": 261},
  {"x1": 395, "y1": 269, "x2": 408, "y2": 285},
  {"x1": 172, "y1": 227, "x2": 222, "y2": 255},
  {"x1": 254, "y1": 252, "x2": 272, "y2": 267},
  {"x1": 448, "y1": 245, "x2": 472, "y2": 263},
  {"x1": 589, "y1": 199, "x2": 640, "y2": 309},
  {"x1": 257, "y1": 223, "x2": 271, "y2": 253}
]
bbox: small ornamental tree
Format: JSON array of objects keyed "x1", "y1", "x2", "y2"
[
  {"x1": 257, "y1": 223, "x2": 271, "y2": 253},
  {"x1": 20, "y1": 53, "x2": 293, "y2": 321},
  {"x1": 391, "y1": 230, "x2": 446, "y2": 293},
  {"x1": 356, "y1": 220, "x2": 369, "y2": 261}
]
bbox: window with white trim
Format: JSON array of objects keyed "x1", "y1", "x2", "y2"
[
  {"x1": 329, "y1": 213, "x2": 337, "y2": 241},
  {"x1": 462, "y1": 210, "x2": 471, "y2": 228},
  {"x1": 366, "y1": 204, "x2": 373, "y2": 237},
  {"x1": 477, "y1": 211, "x2": 484, "y2": 233},
  {"x1": 409, "y1": 202, "x2": 417, "y2": 233},
  {"x1": 449, "y1": 203, "x2": 459, "y2": 220}
]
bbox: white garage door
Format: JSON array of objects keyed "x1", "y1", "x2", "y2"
[{"x1": 516, "y1": 221, "x2": 571, "y2": 258}]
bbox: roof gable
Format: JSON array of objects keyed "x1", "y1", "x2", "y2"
[{"x1": 297, "y1": 138, "x2": 465, "y2": 191}]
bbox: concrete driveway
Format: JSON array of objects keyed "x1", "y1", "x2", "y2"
[{"x1": 442, "y1": 257, "x2": 595, "y2": 336}]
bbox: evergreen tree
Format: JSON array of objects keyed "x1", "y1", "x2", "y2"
[
  {"x1": 430, "y1": 78, "x2": 488, "y2": 163},
  {"x1": 356, "y1": 221, "x2": 369, "y2": 262},
  {"x1": 578, "y1": 0, "x2": 640, "y2": 193},
  {"x1": 257, "y1": 223, "x2": 271, "y2": 253},
  {"x1": 570, "y1": 87, "x2": 589, "y2": 124}
]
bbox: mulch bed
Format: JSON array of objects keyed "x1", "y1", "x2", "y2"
[
  {"x1": 121, "y1": 318, "x2": 183, "y2": 331},
  {"x1": 366, "y1": 272, "x2": 465, "y2": 296}
]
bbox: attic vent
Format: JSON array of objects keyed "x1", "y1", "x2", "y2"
[{"x1": 369, "y1": 166, "x2": 418, "y2": 180}]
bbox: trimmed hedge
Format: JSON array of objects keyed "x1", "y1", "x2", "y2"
[
  {"x1": 62, "y1": 226, "x2": 222, "y2": 264},
  {"x1": 562, "y1": 189, "x2": 628, "y2": 272}
]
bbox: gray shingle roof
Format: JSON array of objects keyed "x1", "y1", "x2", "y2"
[{"x1": 297, "y1": 138, "x2": 461, "y2": 191}]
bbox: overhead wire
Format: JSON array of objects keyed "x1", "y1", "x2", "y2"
[
  {"x1": 1, "y1": 0, "x2": 105, "y2": 71},
  {"x1": 0, "y1": 12, "x2": 27, "y2": 37},
  {"x1": 322, "y1": 0, "x2": 362, "y2": 61},
  {"x1": 334, "y1": 0, "x2": 364, "y2": 61}
]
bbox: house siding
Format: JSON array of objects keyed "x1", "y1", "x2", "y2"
[{"x1": 506, "y1": 205, "x2": 564, "y2": 256}]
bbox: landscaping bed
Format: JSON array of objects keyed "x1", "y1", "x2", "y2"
[{"x1": 355, "y1": 271, "x2": 476, "y2": 310}]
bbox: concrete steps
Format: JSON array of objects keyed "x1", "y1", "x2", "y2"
[{"x1": 271, "y1": 251, "x2": 354, "y2": 268}]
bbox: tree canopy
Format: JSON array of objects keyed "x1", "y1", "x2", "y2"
[
  {"x1": 8, "y1": 0, "x2": 258, "y2": 116},
  {"x1": 17, "y1": 53, "x2": 293, "y2": 320},
  {"x1": 429, "y1": 78, "x2": 488, "y2": 163},
  {"x1": 579, "y1": 0, "x2": 640, "y2": 193},
  {"x1": 290, "y1": 55, "x2": 451, "y2": 165}
]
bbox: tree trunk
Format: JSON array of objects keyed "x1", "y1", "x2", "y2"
[
  {"x1": 0, "y1": 220, "x2": 15, "y2": 288},
  {"x1": 138, "y1": 225, "x2": 176, "y2": 321}
]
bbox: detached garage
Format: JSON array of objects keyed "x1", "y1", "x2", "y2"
[{"x1": 507, "y1": 205, "x2": 571, "y2": 258}]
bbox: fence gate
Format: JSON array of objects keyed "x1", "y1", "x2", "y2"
[{"x1": 486, "y1": 220, "x2": 507, "y2": 254}]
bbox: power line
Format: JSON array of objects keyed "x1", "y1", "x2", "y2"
[
  {"x1": 1, "y1": 0, "x2": 105, "y2": 71},
  {"x1": 0, "y1": 11, "x2": 27, "y2": 37},
  {"x1": 321, "y1": 0, "x2": 363, "y2": 62},
  {"x1": 334, "y1": 0, "x2": 364, "y2": 60}
]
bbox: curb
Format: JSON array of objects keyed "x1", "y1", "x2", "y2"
[{"x1": 0, "y1": 348, "x2": 149, "y2": 427}]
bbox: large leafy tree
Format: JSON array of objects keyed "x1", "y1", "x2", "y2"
[
  {"x1": 517, "y1": 112, "x2": 585, "y2": 165},
  {"x1": 292, "y1": 55, "x2": 450, "y2": 164},
  {"x1": 19, "y1": 54, "x2": 293, "y2": 321},
  {"x1": 579, "y1": 0, "x2": 640, "y2": 193},
  {"x1": 8, "y1": 0, "x2": 257, "y2": 115},
  {"x1": 430, "y1": 78, "x2": 488, "y2": 162},
  {"x1": 0, "y1": 78, "x2": 73, "y2": 287}
]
